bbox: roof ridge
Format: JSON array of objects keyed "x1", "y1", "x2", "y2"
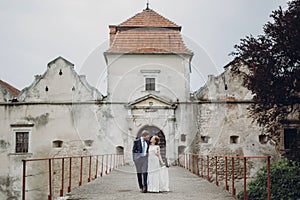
[{"x1": 118, "y1": 8, "x2": 179, "y2": 28}]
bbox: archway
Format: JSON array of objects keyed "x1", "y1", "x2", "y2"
[{"x1": 137, "y1": 125, "x2": 166, "y2": 160}]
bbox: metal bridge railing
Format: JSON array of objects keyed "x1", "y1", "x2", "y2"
[
  {"x1": 22, "y1": 154, "x2": 125, "y2": 200},
  {"x1": 178, "y1": 153, "x2": 271, "y2": 200}
]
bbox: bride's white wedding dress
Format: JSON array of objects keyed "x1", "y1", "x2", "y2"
[{"x1": 147, "y1": 145, "x2": 169, "y2": 192}]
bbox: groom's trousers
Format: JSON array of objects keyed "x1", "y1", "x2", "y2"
[{"x1": 134, "y1": 156, "x2": 148, "y2": 190}]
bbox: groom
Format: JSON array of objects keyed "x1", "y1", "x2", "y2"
[{"x1": 132, "y1": 131, "x2": 150, "y2": 193}]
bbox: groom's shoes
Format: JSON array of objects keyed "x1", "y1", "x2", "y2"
[{"x1": 142, "y1": 188, "x2": 147, "y2": 193}]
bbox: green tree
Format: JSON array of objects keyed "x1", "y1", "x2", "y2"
[{"x1": 231, "y1": 0, "x2": 300, "y2": 144}]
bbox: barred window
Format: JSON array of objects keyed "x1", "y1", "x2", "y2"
[
  {"x1": 16, "y1": 132, "x2": 29, "y2": 153},
  {"x1": 145, "y1": 78, "x2": 155, "y2": 91}
]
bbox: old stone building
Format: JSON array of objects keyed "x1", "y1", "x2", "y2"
[
  {"x1": 192, "y1": 59, "x2": 299, "y2": 161},
  {"x1": 192, "y1": 60, "x2": 277, "y2": 157},
  {"x1": 191, "y1": 60, "x2": 280, "y2": 178},
  {"x1": 0, "y1": 7, "x2": 195, "y2": 199},
  {"x1": 1, "y1": 5, "x2": 298, "y2": 200},
  {"x1": 104, "y1": 7, "x2": 194, "y2": 161},
  {"x1": 0, "y1": 57, "x2": 108, "y2": 199}
]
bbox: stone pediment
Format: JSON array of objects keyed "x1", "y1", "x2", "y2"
[{"x1": 127, "y1": 94, "x2": 177, "y2": 109}]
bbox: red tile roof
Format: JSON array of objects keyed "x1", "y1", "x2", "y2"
[
  {"x1": 106, "y1": 9, "x2": 192, "y2": 55},
  {"x1": 0, "y1": 80, "x2": 20, "y2": 97},
  {"x1": 119, "y1": 8, "x2": 179, "y2": 28}
]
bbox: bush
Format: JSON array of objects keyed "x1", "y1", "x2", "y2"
[{"x1": 238, "y1": 158, "x2": 300, "y2": 200}]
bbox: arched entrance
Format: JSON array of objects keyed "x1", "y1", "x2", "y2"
[{"x1": 137, "y1": 125, "x2": 166, "y2": 160}]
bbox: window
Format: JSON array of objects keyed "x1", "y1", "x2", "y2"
[
  {"x1": 259, "y1": 135, "x2": 268, "y2": 144},
  {"x1": 84, "y1": 140, "x2": 94, "y2": 147},
  {"x1": 10, "y1": 125, "x2": 33, "y2": 154},
  {"x1": 53, "y1": 140, "x2": 63, "y2": 148},
  {"x1": 230, "y1": 135, "x2": 239, "y2": 144},
  {"x1": 145, "y1": 78, "x2": 155, "y2": 91},
  {"x1": 201, "y1": 136, "x2": 209, "y2": 143},
  {"x1": 181, "y1": 134, "x2": 186, "y2": 142},
  {"x1": 16, "y1": 132, "x2": 29, "y2": 153},
  {"x1": 141, "y1": 69, "x2": 160, "y2": 92}
]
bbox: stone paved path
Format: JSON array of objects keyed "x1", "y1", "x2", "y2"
[{"x1": 65, "y1": 164, "x2": 235, "y2": 200}]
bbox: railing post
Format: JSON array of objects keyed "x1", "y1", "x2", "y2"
[
  {"x1": 243, "y1": 157, "x2": 247, "y2": 200},
  {"x1": 185, "y1": 154, "x2": 186, "y2": 168},
  {"x1": 110, "y1": 154, "x2": 113, "y2": 172},
  {"x1": 267, "y1": 156, "x2": 271, "y2": 200},
  {"x1": 79, "y1": 157, "x2": 83, "y2": 186},
  {"x1": 190, "y1": 154, "x2": 192, "y2": 172},
  {"x1": 114, "y1": 154, "x2": 116, "y2": 169},
  {"x1": 22, "y1": 160, "x2": 26, "y2": 200},
  {"x1": 232, "y1": 157, "x2": 236, "y2": 196},
  {"x1": 192, "y1": 154, "x2": 195, "y2": 174},
  {"x1": 207, "y1": 155, "x2": 210, "y2": 182},
  {"x1": 60, "y1": 158, "x2": 65, "y2": 197},
  {"x1": 185, "y1": 154, "x2": 188, "y2": 169},
  {"x1": 225, "y1": 157, "x2": 229, "y2": 191},
  {"x1": 117, "y1": 154, "x2": 119, "y2": 168},
  {"x1": 68, "y1": 157, "x2": 72, "y2": 193},
  {"x1": 116, "y1": 155, "x2": 118, "y2": 168},
  {"x1": 88, "y1": 156, "x2": 92, "y2": 182},
  {"x1": 215, "y1": 156, "x2": 219, "y2": 186},
  {"x1": 95, "y1": 155, "x2": 99, "y2": 179},
  {"x1": 123, "y1": 154, "x2": 125, "y2": 166},
  {"x1": 188, "y1": 154, "x2": 190, "y2": 171},
  {"x1": 101, "y1": 155, "x2": 104, "y2": 177},
  {"x1": 196, "y1": 155, "x2": 199, "y2": 176},
  {"x1": 187, "y1": 154, "x2": 191, "y2": 171},
  {"x1": 48, "y1": 159, "x2": 52, "y2": 200},
  {"x1": 106, "y1": 154, "x2": 109, "y2": 174},
  {"x1": 201, "y1": 155, "x2": 203, "y2": 178}
]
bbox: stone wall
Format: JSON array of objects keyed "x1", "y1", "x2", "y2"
[
  {"x1": 191, "y1": 61, "x2": 280, "y2": 183},
  {"x1": 0, "y1": 57, "x2": 109, "y2": 200}
]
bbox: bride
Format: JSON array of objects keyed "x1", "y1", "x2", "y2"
[{"x1": 147, "y1": 136, "x2": 169, "y2": 193}]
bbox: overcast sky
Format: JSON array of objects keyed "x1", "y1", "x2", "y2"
[{"x1": 0, "y1": 0, "x2": 289, "y2": 93}]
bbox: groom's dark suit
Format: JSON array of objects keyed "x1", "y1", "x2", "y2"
[{"x1": 132, "y1": 137, "x2": 150, "y2": 192}]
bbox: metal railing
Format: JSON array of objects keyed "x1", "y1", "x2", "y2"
[
  {"x1": 178, "y1": 154, "x2": 271, "y2": 200},
  {"x1": 22, "y1": 154, "x2": 125, "y2": 200}
]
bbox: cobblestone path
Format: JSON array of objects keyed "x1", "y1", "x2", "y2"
[{"x1": 65, "y1": 164, "x2": 235, "y2": 200}]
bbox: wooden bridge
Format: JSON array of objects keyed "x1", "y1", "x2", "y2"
[{"x1": 21, "y1": 154, "x2": 271, "y2": 200}]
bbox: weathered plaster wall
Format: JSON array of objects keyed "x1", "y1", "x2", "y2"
[
  {"x1": 0, "y1": 57, "x2": 107, "y2": 199},
  {"x1": 0, "y1": 102, "x2": 109, "y2": 199},
  {"x1": 104, "y1": 52, "x2": 193, "y2": 163},
  {"x1": 105, "y1": 54, "x2": 191, "y2": 102},
  {"x1": 18, "y1": 57, "x2": 102, "y2": 103},
  {"x1": 192, "y1": 63, "x2": 279, "y2": 181}
]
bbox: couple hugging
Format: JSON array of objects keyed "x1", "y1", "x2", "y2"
[{"x1": 132, "y1": 131, "x2": 170, "y2": 193}]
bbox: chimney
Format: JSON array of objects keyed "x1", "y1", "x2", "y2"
[{"x1": 109, "y1": 25, "x2": 117, "y2": 46}]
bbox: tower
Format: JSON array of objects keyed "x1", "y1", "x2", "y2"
[{"x1": 104, "y1": 7, "x2": 193, "y2": 161}]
